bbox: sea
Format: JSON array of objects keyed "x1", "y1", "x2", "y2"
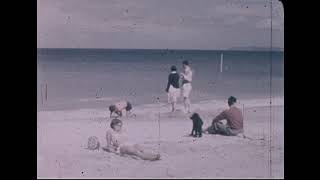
[{"x1": 37, "y1": 48, "x2": 284, "y2": 111}]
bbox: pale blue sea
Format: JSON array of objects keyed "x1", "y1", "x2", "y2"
[{"x1": 37, "y1": 48, "x2": 284, "y2": 111}]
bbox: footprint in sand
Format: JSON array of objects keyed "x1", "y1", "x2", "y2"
[
  {"x1": 189, "y1": 147, "x2": 196, "y2": 152},
  {"x1": 166, "y1": 168, "x2": 175, "y2": 178}
]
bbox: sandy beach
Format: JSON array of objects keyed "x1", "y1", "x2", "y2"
[
  {"x1": 37, "y1": 0, "x2": 284, "y2": 178},
  {"x1": 37, "y1": 98, "x2": 283, "y2": 178}
]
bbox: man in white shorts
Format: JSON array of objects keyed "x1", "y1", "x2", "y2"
[
  {"x1": 180, "y1": 60, "x2": 193, "y2": 113},
  {"x1": 166, "y1": 65, "x2": 180, "y2": 112}
]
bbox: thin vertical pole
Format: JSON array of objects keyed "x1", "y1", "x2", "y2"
[
  {"x1": 45, "y1": 84, "x2": 48, "y2": 102},
  {"x1": 242, "y1": 103, "x2": 245, "y2": 132},
  {"x1": 158, "y1": 111, "x2": 161, "y2": 152},
  {"x1": 41, "y1": 84, "x2": 43, "y2": 105},
  {"x1": 156, "y1": 97, "x2": 161, "y2": 154},
  {"x1": 269, "y1": 0, "x2": 273, "y2": 178},
  {"x1": 220, "y1": 53, "x2": 224, "y2": 73}
]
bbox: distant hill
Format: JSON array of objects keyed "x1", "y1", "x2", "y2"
[{"x1": 228, "y1": 46, "x2": 284, "y2": 52}]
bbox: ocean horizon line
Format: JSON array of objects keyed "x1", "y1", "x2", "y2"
[{"x1": 37, "y1": 47, "x2": 284, "y2": 53}]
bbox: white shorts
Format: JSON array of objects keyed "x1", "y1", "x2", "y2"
[
  {"x1": 167, "y1": 85, "x2": 180, "y2": 103},
  {"x1": 181, "y1": 83, "x2": 192, "y2": 98}
]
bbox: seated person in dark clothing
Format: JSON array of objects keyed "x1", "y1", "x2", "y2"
[{"x1": 203, "y1": 96, "x2": 244, "y2": 136}]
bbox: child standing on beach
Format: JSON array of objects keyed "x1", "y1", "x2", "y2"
[{"x1": 166, "y1": 65, "x2": 180, "y2": 112}]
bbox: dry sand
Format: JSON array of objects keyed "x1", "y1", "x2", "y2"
[{"x1": 37, "y1": 98, "x2": 284, "y2": 178}]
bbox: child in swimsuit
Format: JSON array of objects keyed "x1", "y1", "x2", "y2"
[
  {"x1": 109, "y1": 101, "x2": 132, "y2": 118},
  {"x1": 103, "y1": 119, "x2": 161, "y2": 161}
]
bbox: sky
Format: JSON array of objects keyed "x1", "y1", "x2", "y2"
[{"x1": 37, "y1": 0, "x2": 284, "y2": 50}]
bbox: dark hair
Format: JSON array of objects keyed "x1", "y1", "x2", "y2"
[
  {"x1": 110, "y1": 118, "x2": 122, "y2": 129},
  {"x1": 190, "y1": 113, "x2": 200, "y2": 120},
  {"x1": 182, "y1": 60, "x2": 189, "y2": 65},
  {"x1": 171, "y1": 65, "x2": 177, "y2": 72},
  {"x1": 228, "y1": 96, "x2": 237, "y2": 106},
  {"x1": 109, "y1": 105, "x2": 116, "y2": 112},
  {"x1": 126, "y1": 102, "x2": 132, "y2": 111}
]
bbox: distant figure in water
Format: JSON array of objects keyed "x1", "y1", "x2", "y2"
[
  {"x1": 203, "y1": 96, "x2": 244, "y2": 136},
  {"x1": 109, "y1": 101, "x2": 132, "y2": 118},
  {"x1": 166, "y1": 65, "x2": 180, "y2": 112},
  {"x1": 103, "y1": 119, "x2": 161, "y2": 161},
  {"x1": 180, "y1": 60, "x2": 193, "y2": 113}
]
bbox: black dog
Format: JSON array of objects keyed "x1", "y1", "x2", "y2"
[{"x1": 190, "y1": 113, "x2": 203, "y2": 137}]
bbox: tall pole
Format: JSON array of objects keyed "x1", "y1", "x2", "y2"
[
  {"x1": 242, "y1": 103, "x2": 245, "y2": 132},
  {"x1": 157, "y1": 97, "x2": 161, "y2": 154},
  {"x1": 45, "y1": 84, "x2": 48, "y2": 102},
  {"x1": 41, "y1": 84, "x2": 43, "y2": 105},
  {"x1": 268, "y1": 0, "x2": 273, "y2": 178},
  {"x1": 220, "y1": 53, "x2": 224, "y2": 73}
]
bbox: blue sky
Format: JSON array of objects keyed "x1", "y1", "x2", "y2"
[{"x1": 37, "y1": 0, "x2": 284, "y2": 50}]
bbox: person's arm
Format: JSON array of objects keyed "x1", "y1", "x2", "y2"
[
  {"x1": 184, "y1": 69, "x2": 192, "y2": 82},
  {"x1": 212, "y1": 110, "x2": 227, "y2": 124},
  {"x1": 126, "y1": 110, "x2": 130, "y2": 117},
  {"x1": 180, "y1": 69, "x2": 192, "y2": 82},
  {"x1": 104, "y1": 131, "x2": 118, "y2": 153},
  {"x1": 180, "y1": 71, "x2": 185, "y2": 80},
  {"x1": 114, "y1": 103, "x2": 123, "y2": 117},
  {"x1": 105, "y1": 131, "x2": 114, "y2": 151},
  {"x1": 166, "y1": 74, "x2": 171, "y2": 92}
]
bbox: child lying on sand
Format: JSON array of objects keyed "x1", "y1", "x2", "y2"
[{"x1": 102, "y1": 118, "x2": 161, "y2": 161}]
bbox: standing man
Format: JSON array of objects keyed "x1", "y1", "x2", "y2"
[
  {"x1": 180, "y1": 60, "x2": 193, "y2": 113},
  {"x1": 166, "y1": 65, "x2": 180, "y2": 112}
]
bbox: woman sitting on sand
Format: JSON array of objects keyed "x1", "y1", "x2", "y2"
[{"x1": 103, "y1": 118, "x2": 161, "y2": 161}]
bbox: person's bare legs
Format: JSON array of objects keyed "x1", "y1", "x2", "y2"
[
  {"x1": 135, "y1": 149, "x2": 160, "y2": 161},
  {"x1": 186, "y1": 98, "x2": 191, "y2": 112},
  {"x1": 171, "y1": 102, "x2": 176, "y2": 112},
  {"x1": 183, "y1": 97, "x2": 191, "y2": 113},
  {"x1": 126, "y1": 110, "x2": 130, "y2": 117},
  {"x1": 120, "y1": 145, "x2": 160, "y2": 161}
]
